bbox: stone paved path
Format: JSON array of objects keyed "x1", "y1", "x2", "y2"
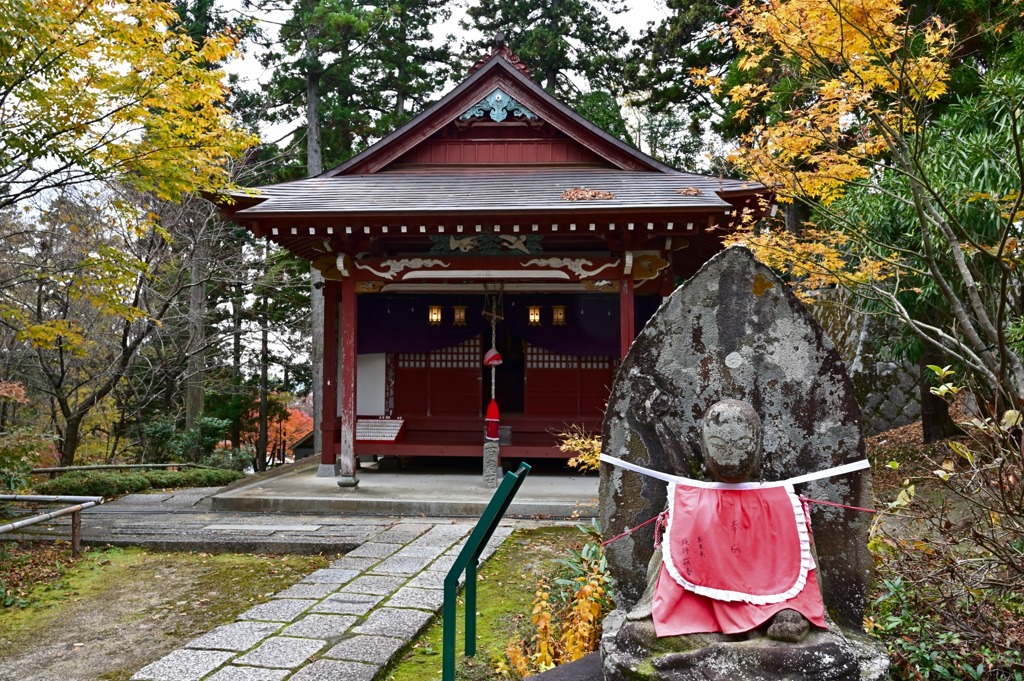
[{"x1": 129, "y1": 519, "x2": 512, "y2": 681}]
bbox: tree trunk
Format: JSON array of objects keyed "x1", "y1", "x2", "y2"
[
  {"x1": 185, "y1": 223, "x2": 207, "y2": 430},
  {"x1": 545, "y1": 0, "x2": 560, "y2": 90},
  {"x1": 60, "y1": 414, "x2": 83, "y2": 467},
  {"x1": 783, "y1": 201, "x2": 803, "y2": 234},
  {"x1": 256, "y1": 288, "x2": 270, "y2": 472},
  {"x1": 306, "y1": 67, "x2": 323, "y2": 177},
  {"x1": 230, "y1": 281, "x2": 244, "y2": 450},
  {"x1": 920, "y1": 353, "x2": 961, "y2": 444},
  {"x1": 307, "y1": 50, "x2": 326, "y2": 467}
]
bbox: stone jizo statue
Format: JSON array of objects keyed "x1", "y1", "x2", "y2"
[
  {"x1": 598, "y1": 247, "x2": 890, "y2": 681},
  {"x1": 602, "y1": 398, "x2": 875, "y2": 679}
]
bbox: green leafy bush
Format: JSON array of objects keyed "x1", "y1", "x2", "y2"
[
  {"x1": 0, "y1": 382, "x2": 39, "y2": 493},
  {"x1": 140, "y1": 417, "x2": 177, "y2": 463},
  {"x1": 179, "y1": 468, "x2": 244, "y2": 487},
  {"x1": 34, "y1": 472, "x2": 151, "y2": 497},
  {"x1": 141, "y1": 468, "x2": 243, "y2": 489},
  {"x1": 33, "y1": 467, "x2": 245, "y2": 497},
  {"x1": 169, "y1": 417, "x2": 231, "y2": 463},
  {"x1": 200, "y1": 445, "x2": 253, "y2": 472},
  {"x1": 138, "y1": 469, "x2": 179, "y2": 488},
  {"x1": 0, "y1": 428, "x2": 50, "y2": 494},
  {"x1": 139, "y1": 416, "x2": 231, "y2": 464},
  {"x1": 870, "y1": 577, "x2": 1023, "y2": 680}
]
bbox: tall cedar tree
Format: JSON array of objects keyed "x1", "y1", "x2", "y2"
[
  {"x1": 620, "y1": 0, "x2": 739, "y2": 169},
  {"x1": 374, "y1": 0, "x2": 454, "y2": 132},
  {"x1": 625, "y1": 0, "x2": 737, "y2": 117},
  {"x1": 255, "y1": 0, "x2": 452, "y2": 174},
  {"x1": 460, "y1": 0, "x2": 630, "y2": 104},
  {"x1": 240, "y1": 0, "x2": 452, "y2": 469}
]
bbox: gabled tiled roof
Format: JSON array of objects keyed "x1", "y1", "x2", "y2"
[
  {"x1": 233, "y1": 170, "x2": 757, "y2": 218},
  {"x1": 219, "y1": 47, "x2": 768, "y2": 235}
]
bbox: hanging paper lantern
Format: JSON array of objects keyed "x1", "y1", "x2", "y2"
[
  {"x1": 485, "y1": 398, "x2": 500, "y2": 441},
  {"x1": 483, "y1": 348, "x2": 503, "y2": 366}
]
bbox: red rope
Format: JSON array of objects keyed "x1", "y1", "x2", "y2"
[
  {"x1": 602, "y1": 512, "x2": 666, "y2": 547},
  {"x1": 799, "y1": 495, "x2": 876, "y2": 514}
]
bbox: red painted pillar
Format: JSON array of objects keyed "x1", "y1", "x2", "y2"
[
  {"x1": 318, "y1": 281, "x2": 339, "y2": 475},
  {"x1": 337, "y1": 275, "x2": 359, "y2": 486},
  {"x1": 620, "y1": 274, "x2": 635, "y2": 359}
]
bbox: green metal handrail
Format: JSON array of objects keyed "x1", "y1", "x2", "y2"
[{"x1": 442, "y1": 462, "x2": 531, "y2": 681}]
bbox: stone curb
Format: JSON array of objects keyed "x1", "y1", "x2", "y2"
[{"x1": 211, "y1": 494, "x2": 598, "y2": 519}]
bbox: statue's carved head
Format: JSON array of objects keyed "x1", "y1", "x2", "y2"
[{"x1": 700, "y1": 399, "x2": 763, "y2": 483}]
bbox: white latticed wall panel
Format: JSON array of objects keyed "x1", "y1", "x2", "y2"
[
  {"x1": 526, "y1": 343, "x2": 610, "y2": 369},
  {"x1": 430, "y1": 335, "x2": 481, "y2": 369}
]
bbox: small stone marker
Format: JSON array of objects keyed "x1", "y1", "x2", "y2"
[
  {"x1": 599, "y1": 246, "x2": 888, "y2": 680},
  {"x1": 483, "y1": 440, "x2": 500, "y2": 488}
]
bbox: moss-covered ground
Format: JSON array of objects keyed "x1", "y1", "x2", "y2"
[
  {"x1": 386, "y1": 525, "x2": 585, "y2": 681},
  {"x1": 0, "y1": 543, "x2": 330, "y2": 680}
]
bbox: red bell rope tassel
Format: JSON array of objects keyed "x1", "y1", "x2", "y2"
[{"x1": 485, "y1": 398, "x2": 500, "y2": 441}]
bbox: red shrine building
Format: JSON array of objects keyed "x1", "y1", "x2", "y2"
[{"x1": 219, "y1": 46, "x2": 766, "y2": 483}]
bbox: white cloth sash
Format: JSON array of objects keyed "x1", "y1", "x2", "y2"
[{"x1": 599, "y1": 454, "x2": 870, "y2": 490}]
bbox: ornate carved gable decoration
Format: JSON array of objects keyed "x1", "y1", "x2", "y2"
[
  {"x1": 458, "y1": 88, "x2": 538, "y2": 123},
  {"x1": 469, "y1": 43, "x2": 533, "y2": 78}
]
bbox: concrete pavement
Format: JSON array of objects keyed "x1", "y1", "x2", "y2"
[{"x1": 210, "y1": 457, "x2": 599, "y2": 519}]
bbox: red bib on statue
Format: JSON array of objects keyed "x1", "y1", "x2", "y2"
[
  {"x1": 662, "y1": 484, "x2": 809, "y2": 601},
  {"x1": 652, "y1": 482, "x2": 825, "y2": 636}
]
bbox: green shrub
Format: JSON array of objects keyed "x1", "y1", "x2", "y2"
[
  {"x1": 139, "y1": 469, "x2": 178, "y2": 488},
  {"x1": 140, "y1": 417, "x2": 176, "y2": 463},
  {"x1": 34, "y1": 472, "x2": 151, "y2": 498},
  {"x1": 170, "y1": 417, "x2": 231, "y2": 463},
  {"x1": 34, "y1": 467, "x2": 244, "y2": 497},
  {"x1": 140, "y1": 416, "x2": 231, "y2": 464},
  {"x1": 871, "y1": 577, "x2": 1024, "y2": 680},
  {"x1": 180, "y1": 468, "x2": 244, "y2": 487},
  {"x1": 200, "y1": 446, "x2": 252, "y2": 472},
  {"x1": 1, "y1": 429, "x2": 49, "y2": 493},
  {"x1": 140, "y1": 468, "x2": 243, "y2": 489}
]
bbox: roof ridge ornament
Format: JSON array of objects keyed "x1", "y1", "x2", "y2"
[
  {"x1": 459, "y1": 87, "x2": 538, "y2": 123},
  {"x1": 469, "y1": 32, "x2": 534, "y2": 77}
]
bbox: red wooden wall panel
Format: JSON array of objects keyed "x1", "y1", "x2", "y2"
[
  {"x1": 579, "y1": 369, "x2": 614, "y2": 417},
  {"x1": 394, "y1": 367, "x2": 429, "y2": 415},
  {"x1": 393, "y1": 139, "x2": 606, "y2": 166},
  {"x1": 393, "y1": 339, "x2": 614, "y2": 421},
  {"x1": 393, "y1": 336, "x2": 482, "y2": 418},
  {"x1": 523, "y1": 344, "x2": 615, "y2": 419},
  {"x1": 526, "y1": 369, "x2": 579, "y2": 417},
  {"x1": 430, "y1": 368, "x2": 480, "y2": 415}
]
